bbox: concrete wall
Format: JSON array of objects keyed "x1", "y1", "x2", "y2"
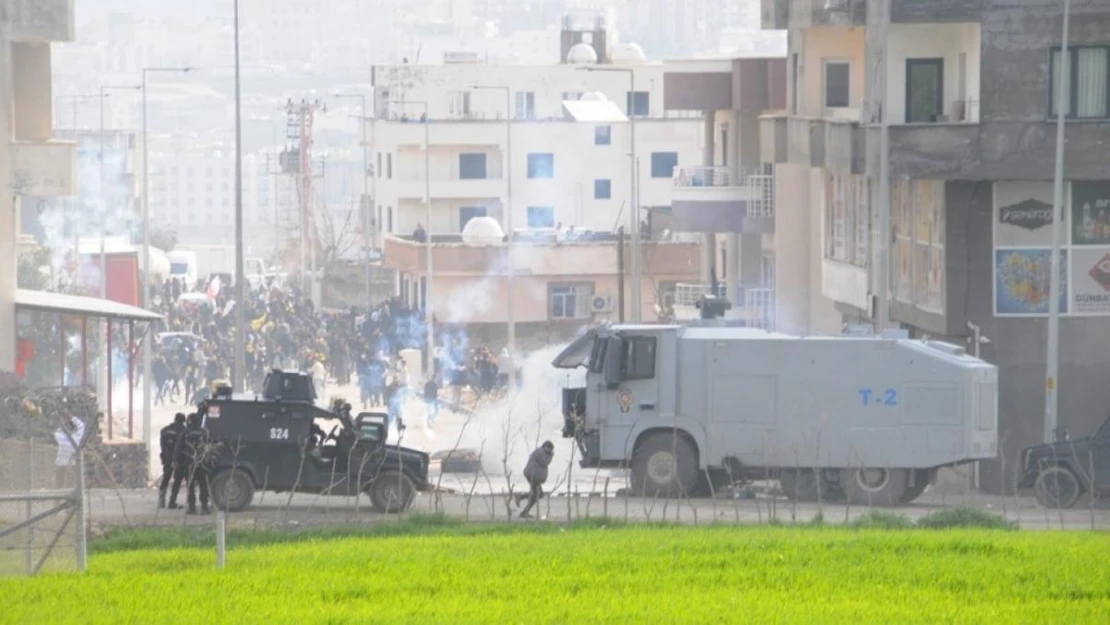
[{"x1": 946, "y1": 180, "x2": 1110, "y2": 493}]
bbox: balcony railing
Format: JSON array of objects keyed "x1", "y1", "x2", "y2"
[
  {"x1": 671, "y1": 283, "x2": 776, "y2": 330},
  {"x1": 672, "y1": 167, "x2": 776, "y2": 218}
]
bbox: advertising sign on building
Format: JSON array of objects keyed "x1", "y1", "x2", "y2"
[
  {"x1": 994, "y1": 249, "x2": 1068, "y2": 316},
  {"x1": 1070, "y1": 181, "x2": 1110, "y2": 246},
  {"x1": 1069, "y1": 247, "x2": 1110, "y2": 315},
  {"x1": 994, "y1": 181, "x2": 1060, "y2": 247}
]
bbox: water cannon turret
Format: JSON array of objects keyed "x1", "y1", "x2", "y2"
[{"x1": 696, "y1": 296, "x2": 732, "y2": 320}]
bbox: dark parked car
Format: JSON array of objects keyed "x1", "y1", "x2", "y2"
[
  {"x1": 199, "y1": 370, "x2": 430, "y2": 513},
  {"x1": 1019, "y1": 417, "x2": 1110, "y2": 508}
]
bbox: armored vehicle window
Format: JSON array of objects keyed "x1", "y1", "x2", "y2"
[
  {"x1": 589, "y1": 337, "x2": 607, "y2": 374},
  {"x1": 621, "y1": 336, "x2": 656, "y2": 380}
]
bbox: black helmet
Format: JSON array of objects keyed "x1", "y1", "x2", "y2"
[
  {"x1": 542, "y1": 440, "x2": 554, "y2": 452},
  {"x1": 186, "y1": 412, "x2": 200, "y2": 426},
  {"x1": 174, "y1": 413, "x2": 186, "y2": 425}
]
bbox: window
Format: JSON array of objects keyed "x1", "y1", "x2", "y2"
[
  {"x1": 514, "y1": 91, "x2": 535, "y2": 120},
  {"x1": 891, "y1": 179, "x2": 945, "y2": 312},
  {"x1": 620, "y1": 336, "x2": 656, "y2": 380},
  {"x1": 824, "y1": 60, "x2": 850, "y2": 108},
  {"x1": 527, "y1": 206, "x2": 554, "y2": 228},
  {"x1": 823, "y1": 172, "x2": 870, "y2": 267},
  {"x1": 459, "y1": 153, "x2": 487, "y2": 179},
  {"x1": 1050, "y1": 46, "x2": 1110, "y2": 118},
  {"x1": 650, "y1": 152, "x2": 678, "y2": 178},
  {"x1": 527, "y1": 153, "x2": 554, "y2": 178},
  {"x1": 588, "y1": 338, "x2": 607, "y2": 374},
  {"x1": 905, "y1": 58, "x2": 944, "y2": 123},
  {"x1": 549, "y1": 283, "x2": 593, "y2": 320},
  {"x1": 459, "y1": 206, "x2": 487, "y2": 231},
  {"x1": 594, "y1": 179, "x2": 611, "y2": 199},
  {"x1": 387, "y1": 154, "x2": 392, "y2": 179},
  {"x1": 449, "y1": 91, "x2": 471, "y2": 117},
  {"x1": 626, "y1": 91, "x2": 649, "y2": 117},
  {"x1": 595, "y1": 125, "x2": 611, "y2": 145},
  {"x1": 387, "y1": 207, "x2": 393, "y2": 232},
  {"x1": 791, "y1": 53, "x2": 799, "y2": 115},
  {"x1": 377, "y1": 153, "x2": 382, "y2": 178}
]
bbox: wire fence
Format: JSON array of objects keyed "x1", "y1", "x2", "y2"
[{"x1": 0, "y1": 438, "x2": 86, "y2": 577}]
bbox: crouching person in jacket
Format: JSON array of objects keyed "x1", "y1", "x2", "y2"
[{"x1": 515, "y1": 440, "x2": 554, "y2": 519}]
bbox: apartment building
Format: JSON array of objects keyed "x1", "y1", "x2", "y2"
[
  {"x1": 760, "y1": 0, "x2": 1110, "y2": 491},
  {"x1": 1, "y1": 0, "x2": 80, "y2": 371},
  {"x1": 370, "y1": 24, "x2": 706, "y2": 336}
]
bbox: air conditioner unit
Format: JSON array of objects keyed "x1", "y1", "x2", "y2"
[{"x1": 591, "y1": 294, "x2": 614, "y2": 314}]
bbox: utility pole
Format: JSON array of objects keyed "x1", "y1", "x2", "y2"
[
  {"x1": 875, "y1": 0, "x2": 892, "y2": 332},
  {"x1": 282, "y1": 98, "x2": 326, "y2": 305},
  {"x1": 1045, "y1": 0, "x2": 1072, "y2": 444},
  {"x1": 233, "y1": 0, "x2": 246, "y2": 391}
]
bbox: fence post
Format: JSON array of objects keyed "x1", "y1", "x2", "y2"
[
  {"x1": 75, "y1": 446, "x2": 87, "y2": 573},
  {"x1": 216, "y1": 511, "x2": 226, "y2": 569},
  {"x1": 25, "y1": 438, "x2": 34, "y2": 576}
]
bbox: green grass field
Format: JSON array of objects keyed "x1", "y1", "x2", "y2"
[{"x1": 3, "y1": 522, "x2": 1109, "y2": 624}]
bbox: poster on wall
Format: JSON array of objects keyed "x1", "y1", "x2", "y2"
[
  {"x1": 1069, "y1": 247, "x2": 1110, "y2": 315},
  {"x1": 1070, "y1": 181, "x2": 1110, "y2": 246},
  {"x1": 994, "y1": 249, "x2": 1068, "y2": 315},
  {"x1": 994, "y1": 181, "x2": 1060, "y2": 247}
]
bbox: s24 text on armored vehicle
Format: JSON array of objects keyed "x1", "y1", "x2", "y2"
[
  {"x1": 199, "y1": 370, "x2": 430, "y2": 513},
  {"x1": 555, "y1": 324, "x2": 999, "y2": 505},
  {"x1": 1019, "y1": 416, "x2": 1110, "y2": 509}
]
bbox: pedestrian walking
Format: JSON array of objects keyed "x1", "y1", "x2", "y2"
[
  {"x1": 423, "y1": 376, "x2": 440, "y2": 428},
  {"x1": 157, "y1": 413, "x2": 187, "y2": 508},
  {"x1": 53, "y1": 415, "x2": 85, "y2": 489},
  {"x1": 515, "y1": 441, "x2": 554, "y2": 519}
]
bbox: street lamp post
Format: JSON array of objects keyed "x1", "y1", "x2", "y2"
[
  {"x1": 141, "y1": 66, "x2": 194, "y2": 450},
  {"x1": 580, "y1": 67, "x2": 641, "y2": 322},
  {"x1": 98, "y1": 85, "x2": 141, "y2": 299},
  {"x1": 1045, "y1": 0, "x2": 1072, "y2": 444},
  {"x1": 395, "y1": 100, "x2": 433, "y2": 377},
  {"x1": 233, "y1": 0, "x2": 246, "y2": 392},
  {"x1": 470, "y1": 84, "x2": 515, "y2": 389},
  {"x1": 334, "y1": 92, "x2": 373, "y2": 307}
]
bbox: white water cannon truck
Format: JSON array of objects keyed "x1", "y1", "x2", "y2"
[{"x1": 553, "y1": 300, "x2": 999, "y2": 505}]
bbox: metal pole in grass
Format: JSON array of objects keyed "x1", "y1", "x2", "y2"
[{"x1": 216, "y1": 510, "x2": 226, "y2": 568}]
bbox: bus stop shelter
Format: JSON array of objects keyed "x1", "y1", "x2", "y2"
[{"x1": 13, "y1": 289, "x2": 162, "y2": 440}]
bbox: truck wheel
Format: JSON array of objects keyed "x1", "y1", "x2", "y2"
[
  {"x1": 839, "y1": 468, "x2": 908, "y2": 506},
  {"x1": 369, "y1": 471, "x2": 416, "y2": 513},
  {"x1": 779, "y1": 469, "x2": 830, "y2": 502},
  {"x1": 898, "y1": 470, "x2": 932, "y2": 504},
  {"x1": 1034, "y1": 466, "x2": 1081, "y2": 509},
  {"x1": 631, "y1": 433, "x2": 698, "y2": 498},
  {"x1": 211, "y1": 468, "x2": 255, "y2": 512}
]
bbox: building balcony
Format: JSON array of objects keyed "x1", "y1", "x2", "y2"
[
  {"x1": 10, "y1": 0, "x2": 75, "y2": 42},
  {"x1": 11, "y1": 141, "x2": 76, "y2": 197},
  {"x1": 823, "y1": 119, "x2": 864, "y2": 175},
  {"x1": 761, "y1": 0, "x2": 983, "y2": 29},
  {"x1": 761, "y1": 0, "x2": 865, "y2": 29},
  {"x1": 759, "y1": 114, "x2": 787, "y2": 164},
  {"x1": 787, "y1": 117, "x2": 825, "y2": 168},
  {"x1": 382, "y1": 234, "x2": 700, "y2": 278},
  {"x1": 392, "y1": 176, "x2": 505, "y2": 200},
  {"x1": 671, "y1": 283, "x2": 776, "y2": 330},
  {"x1": 863, "y1": 120, "x2": 1110, "y2": 181},
  {"x1": 670, "y1": 167, "x2": 775, "y2": 234}
]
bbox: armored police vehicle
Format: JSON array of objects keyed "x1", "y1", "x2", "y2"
[
  {"x1": 199, "y1": 369, "x2": 430, "y2": 513},
  {"x1": 554, "y1": 317, "x2": 999, "y2": 505}
]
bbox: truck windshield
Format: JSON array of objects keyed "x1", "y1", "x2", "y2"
[{"x1": 551, "y1": 329, "x2": 597, "y2": 369}]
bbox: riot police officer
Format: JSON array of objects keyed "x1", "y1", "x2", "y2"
[
  {"x1": 168, "y1": 413, "x2": 213, "y2": 515},
  {"x1": 157, "y1": 413, "x2": 187, "y2": 509}
]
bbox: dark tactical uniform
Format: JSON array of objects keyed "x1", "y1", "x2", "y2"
[
  {"x1": 157, "y1": 414, "x2": 187, "y2": 508},
  {"x1": 168, "y1": 414, "x2": 215, "y2": 514}
]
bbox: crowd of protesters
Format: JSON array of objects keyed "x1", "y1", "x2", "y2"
[{"x1": 145, "y1": 275, "x2": 518, "y2": 426}]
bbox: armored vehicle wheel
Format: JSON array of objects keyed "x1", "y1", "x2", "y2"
[
  {"x1": 779, "y1": 469, "x2": 831, "y2": 502},
  {"x1": 211, "y1": 468, "x2": 255, "y2": 512},
  {"x1": 631, "y1": 433, "x2": 698, "y2": 498},
  {"x1": 369, "y1": 471, "x2": 416, "y2": 513},
  {"x1": 1034, "y1": 466, "x2": 1081, "y2": 509},
  {"x1": 898, "y1": 470, "x2": 932, "y2": 504},
  {"x1": 839, "y1": 468, "x2": 908, "y2": 506}
]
